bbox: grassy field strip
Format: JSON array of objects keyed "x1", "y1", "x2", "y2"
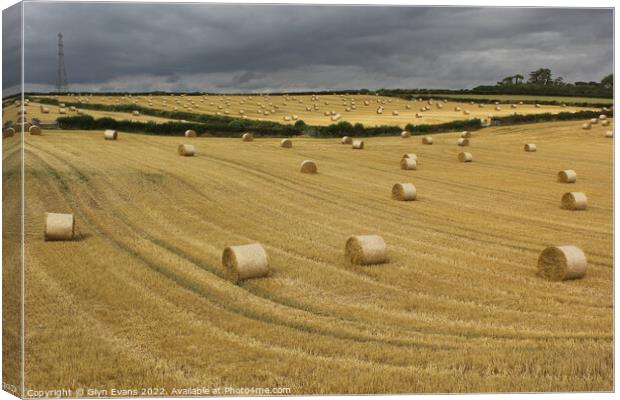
[{"x1": 437, "y1": 94, "x2": 613, "y2": 104}]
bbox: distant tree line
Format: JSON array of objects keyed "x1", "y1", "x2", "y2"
[{"x1": 474, "y1": 69, "x2": 613, "y2": 98}]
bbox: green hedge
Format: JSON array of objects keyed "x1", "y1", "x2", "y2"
[
  {"x1": 491, "y1": 110, "x2": 612, "y2": 126},
  {"x1": 405, "y1": 119, "x2": 483, "y2": 134},
  {"x1": 56, "y1": 115, "x2": 219, "y2": 136}
]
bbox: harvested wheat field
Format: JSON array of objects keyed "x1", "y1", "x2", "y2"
[
  {"x1": 41, "y1": 94, "x2": 596, "y2": 128},
  {"x1": 25, "y1": 101, "x2": 177, "y2": 125},
  {"x1": 19, "y1": 118, "x2": 612, "y2": 394}
]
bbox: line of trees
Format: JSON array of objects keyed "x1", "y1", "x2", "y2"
[
  {"x1": 497, "y1": 69, "x2": 613, "y2": 88},
  {"x1": 478, "y1": 69, "x2": 613, "y2": 98}
]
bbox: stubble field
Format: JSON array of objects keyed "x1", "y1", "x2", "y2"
[
  {"x1": 42, "y1": 94, "x2": 596, "y2": 128},
  {"x1": 25, "y1": 101, "x2": 178, "y2": 125},
  {"x1": 15, "y1": 117, "x2": 613, "y2": 393}
]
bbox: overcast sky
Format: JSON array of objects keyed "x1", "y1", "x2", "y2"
[{"x1": 2, "y1": 3, "x2": 614, "y2": 95}]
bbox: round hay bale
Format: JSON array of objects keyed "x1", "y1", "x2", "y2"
[
  {"x1": 44, "y1": 212, "x2": 75, "y2": 241},
  {"x1": 524, "y1": 143, "x2": 537, "y2": 152},
  {"x1": 582, "y1": 123, "x2": 591, "y2": 130},
  {"x1": 222, "y1": 243, "x2": 270, "y2": 284},
  {"x1": 280, "y1": 138, "x2": 292, "y2": 148},
  {"x1": 510, "y1": 104, "x2": 517, "y2": 109},
  {"x1": 422, "y1": 136, "x2": 433, "y2": 145},
  {"x1": 242, "y1": 132, "x2": 254, "y2": 142},
  {"x1": 41, "y1": 107, "x2": 50, "y2": 114},
  {"x1": 454, "y1": 106, "x2": 461, "y2": 111},
  {"x1": 401, "y1": 131, "x2": 411, "y2": 138},
  {"x1": 392, "y1": 110, "x2": 399, "y2": 116},
  {"x1": 185, "y1": 129, "x2": 197, "y2": 137},
  {"x1": 460, "y1": 131, "x2": 471, "y2": 138},
  {"x1": 535, "y1": 104, "x2": 541, "y2": 108},
  {"x1": 352, "y1": 140, "x2": 364, "y2": 149},
  {"x1": 601, "y1": 120, "x2": 609, "y2": 126},
  {"x1": 392, "y1": 183, "x2": 416, "y2": 201},
  {"x1": 345, "y1": 235, "x2": 387, "y2": 265},
  {"x1": 402, "y1": 153, "x2": 417, "y2": 160},
  {"x1": 590, "y1": 118, "x2": 598, "y2": 124},
  {"x1": 177, "y1": 144, "x2": 195, "y2": 156},
  {"x1": 605, "y1": 130, "x2": 613, "y2": 138},
  {"x1": 457, "y1": 138, "x2": 469, "y2": 146},
  {"x1": 458, "y1": 152, "x2": 473, "y2": 162},
  {"x1": 341, "y1": 136, "x2": 353, "y2": 144},
  {"x1": 104, "y1": 129, "x2": 117, "y2": 140},
  {"x1": 537, "y1": 245, "x2": 586, "y2": 281},
  {"x1": 561, "y1": 192, "x2": 587, "y2": 210},
  {"x1": 400, "y1": 158, "x2": 417, "y2": 170},
  {"x1": 463, "y1": 110, "x2": 470, "y2": 115},
  {"x1": 3, "y1": 127, "x2": 15, "y2": 138},
  {"x1": 58, "y1": 108, "x2": 67, "y2": 114},
  {"x1": 132, "y1": 110, "x2": 140, "y2": 116},
  {"x1": 599, "y1": 114, "x2": 607, "y2": 120},
  {"x1": 300, "y1": 160, "x2": 317, "y2": 174},
  {"x1": 557, "y1": 170, "x2": 577, "y2": 183},
  {"x1": 29, "y1": 125, "x2": 42, "y2": 135}
]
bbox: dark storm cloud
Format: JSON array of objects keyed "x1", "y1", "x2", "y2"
[
  {"x1": 3, "y1": 3, "x2": 22, "y2": 96},
  {"x1": 20, "y1": 3, "x2": 613, "y2": 93}
]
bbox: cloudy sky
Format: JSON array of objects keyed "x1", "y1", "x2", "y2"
[{"x1": 2, "y1": 3, "x2": 614, "y2": 95}]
